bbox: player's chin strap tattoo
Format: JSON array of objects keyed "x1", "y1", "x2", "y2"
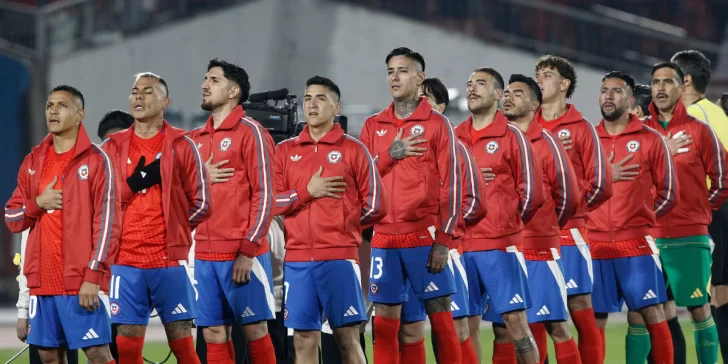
[{"x1": 513, "y1": 335, "x2": 537, "y2": 355}]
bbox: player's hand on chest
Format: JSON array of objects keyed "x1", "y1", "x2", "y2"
[
  {"x1": 286, "y1": 145, "x2": 353, "y2": 190},
  {"x1": 606, "y1": 138, "x2": 644, "y2": 182}
]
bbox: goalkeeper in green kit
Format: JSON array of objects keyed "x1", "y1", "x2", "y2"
[{"x1": 642, "y1": 61, "x2": 728, "y2": 364}]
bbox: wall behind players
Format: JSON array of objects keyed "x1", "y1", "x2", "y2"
[{"x1": 48, "y1": 0, "x2": 608, "y2": 143}]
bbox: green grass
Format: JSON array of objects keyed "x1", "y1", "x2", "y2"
[{"x1": 0, "y1": 320, "x2": 719, "y2": 363}]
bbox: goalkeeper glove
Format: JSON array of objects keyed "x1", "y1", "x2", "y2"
[{"x1": 126, "y1": 156, "x2": 161, "y2": 193}]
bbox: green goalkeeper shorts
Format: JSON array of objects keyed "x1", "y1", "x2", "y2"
[{"x1": 656, "y1": 236, "x2": 712, "y2": 307}]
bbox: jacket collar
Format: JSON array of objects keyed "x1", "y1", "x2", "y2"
[
  {"x1": 33, "y1": 123, "x2": 93, "y2": 160},
  {"x1": 647, "y1": 97, "x2": 689, "y2": 128},
  {"x1": 108, "y1": 120, "x2": 188, "y2": 143},
  {"x1": 198, "y1": 105, "x2": 246, "y2": 135},
  {"x1": 458, "y1": 110, "x2": 510, "y2": 142},
  {"x1": 373, "y1": 97, "x2": 433, "y2": 123},
  {"x1": 534, "y1": 104, "x2": 584, "y2": 127},
  {"x1": 524, "y1": 120, "x2": 543, "y2": 142},
  {"x1": 596, "y1": 114, "x2": 644, "y2": 138},
  {"x1": 297, "y1": 123, "x2": 345, "y2": 145}
]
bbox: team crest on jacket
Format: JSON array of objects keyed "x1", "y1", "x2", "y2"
[
  {"x1": 110, "y1": 302, "x2": 120, "y2": 316},
  {"x1": 220, "y1": 137, "x2": 232, "y2": 152},
  {"x1": 626, "y1": 140, "x2": 640, "y2": 152},
  {"x1": 78, "y1": 164, "x2": 89, "y2": 180},
  {"x1": 485, "y1": 140, "x2": 499, "y2": 154},
  {"x1": 328, "y1": 150, "x2": 342, "y2": 164},
  {"x1": 411, "y1": 124, "x2": 424, "y2": 135},
  {"x1": 557, "y1": 129, "x2": 570, "y2": 138},
  {"x1": 370, "y1": 282, "x2": 379, "y2": 294}
]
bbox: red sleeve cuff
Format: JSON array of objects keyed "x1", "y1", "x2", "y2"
[
  {"x1": 25, "y1": 198, "x2": 43, "y2": 218},
  {"x1": 83, "y1": 269, "x2": 103, "y2": 285},
  {"x1": 434, "y1": 230, "x2": 455, "y2": 249},
  {"x1": 239, "y1": 239, "x2": 258, "y2": 258},
  {"x1": 296, "y1": 186, "x2": 314, "y2": 204}
]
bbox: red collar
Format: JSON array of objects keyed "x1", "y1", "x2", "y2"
[
  {"x1": 457, "y1": 110, "x2": 510, "y2": 142},
  {"x1": 524, "y1": 120, "x2": 543, "y2": 142},
  {"x1": 35, "y1": 123, "x2": 93, "y2": 160},
  {"x1": 198, "y1": 105, "x2": 246, "y2": 135},
  {"x1": 596, "y1": 114, "x2": 644, "y2": 138},
  {"x1": 534, "y1": 104, "x2": 584, "y2": 128},
  {"x1": 296, "y1": 123, "x2": 345, "y2": 145},
  {"x1": 648, "y1": 97, "x2": 690, "y2": 127},
  {"x1": 108, "y1": 120, "x2": 188, "y2": 143},
  {"x1": 373, "y1": 97, "x2": 433, "y2": 124}
]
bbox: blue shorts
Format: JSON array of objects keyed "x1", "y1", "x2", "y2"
[
  {"x1": 28, "y1": 295, "x2": 111, "y2": 350},
  {"x1": 560, "y1": 229, "x2": 594, "y2": 296},
  {"x1": 195, "y1": 252, "x2": 275, "y2": 327},
  {"x1": 284, "y1": 260, "x2": 367, "y2": 330},
  {"x1": 401, "y1": 249, "x2": 470, "y2": 321},
  {"x1": 368, "y1": 246, "x2": 455, "y2": 304},
  {"x1": 109, "y1": 265, "x2": 197, "y2": 325},
  {"x1": 466, "y1": 247, "x2": 531, "y2": 319},
  {"x1": 524, "y1": 252, "x2": 569, "y2": 323},
  {"x1": 592, "y1": 254, "x2": 668, "y2": 313}
]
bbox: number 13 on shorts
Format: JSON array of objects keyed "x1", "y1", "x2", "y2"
[{"x1": 370, "y1": 257, "x2": 383, "y2": 279}]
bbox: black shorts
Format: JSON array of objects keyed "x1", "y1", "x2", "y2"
[{"x1": 708, "y1": 202, "x2": 728, "y2": 285}]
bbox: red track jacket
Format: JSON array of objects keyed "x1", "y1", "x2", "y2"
[
  {"x1": 360, "y1": 99, "x2": 462, "y2": 248},
  {"x1": 588, "y1": 115, "x2": 678, "y2": 243},
  {"x1": 535, "y1": 105, "x2": 613, "y2": 231},
  {"x1": 522, "y1": 121, "x2": 580, "y2": 250},
  {"x1": 190, "y1": 106, "x2": 275, "y2": 258},
  {"x1": 102, "y1": 121, "x2": 212, "y2": 261},
  {"x1": 643, "y1": 100, "x2": 728, "y2": 238},
  {"x1": 5, "y1": 124, "x2": 120, "y2": 292},
  {"x1": 275, "y1": 124, "x2": 387, "y2": 261},
  {"x1": 456, "y1": 112, "x2": 545, "y2": 251}
]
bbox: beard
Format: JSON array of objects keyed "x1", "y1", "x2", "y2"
[
  {"x1": 601, "y1": 104, "x2": 627, "y2": 122},
  {"x1": 201, "y1": 101, "x2": 215, "y2": 111},
  {"x1": 503, "y1": 106, "x2": 528, "y2": 121}
]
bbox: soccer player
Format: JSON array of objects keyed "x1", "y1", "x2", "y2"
[
  {"x1": 589, "y1": 71, "x2": 678, "y2": 364},
  {"x1": 534, "y1": 55, "x2": 612, "y2": 363},
  {"x1": 630, "y1": 84, "x2": 652, "y2": 119},
  {"x1": 455, "y1": 67, "x2": 545, "y2": 363},
  {"x1": 643, "y1": 61, "x2": 728, "y2": 364},
  {"x1": 5, "y1": 85, "x2": 119, "y2": 364},
  {"x1": 500, "y1": 74, "x2": 582, "y2": 364},
  {"x1": 275, "y1": 75, "x2": 386, "y2": 363},
  {"x1": 359, "y1": 47, "x2": 463, "y2": 364},
  {"x1": 189, "y1": 59, "x2": 277, "y2": 364},
  {"x1": 395, "y1": 77, "x2": 486, "y2": 363},
  {"x1": 102, "y1": 72, "x2": 212, "y2": 364},
  {"x1": 98, "y1": 110, "x2": 134, "y2": 141},
  {"x1": 672, "y1": 50, "x2": 728, "y2": 362}
]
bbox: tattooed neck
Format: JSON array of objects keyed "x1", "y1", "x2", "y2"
[{"x1": 394, "y1": 97, "x2": 419, "y2": 119}]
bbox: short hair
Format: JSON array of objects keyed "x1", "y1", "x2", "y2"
[
  {"x1": 602, "y1": 71, "x2": 636, "y2": 93},
  {"x1": 633, "y1": 84, "x2": 652, "y2": 114},
  {"x1": 208, "y1": 58, "x2": 251, "y2": 104},
  {"x1": 671, "y1": 50, "x2": 712, "y2": 93},
  {"x1": 50, "y1": 85, "x2": 84, "y2": 109},
  {"x1": 420, "y1": 78, "x2": 449, "y2": 111},
  {"x1": 508, "y1": 74, "x2": 542, "y2": 105},
  {"x1": 305, "y1": 75, "x2": 341, "y2": 102},
  {"x1": 473, "y1": 67, "x2": 504, "y2": 90},
  {"x1": 385, "y1": 47, "x2": 425, "y2": 72},
  {"x1": 651, "y1": 61, "x2": 685, "y2": 83},
  {"x1": 134, "y1": 72, "x2": 169, "y2": 97},
  {"x1": 719, "y1": 93, "x2": 728, "y2": 115},
  {"x1": 97, "y1": 110, "x2": 133, "y2": 139},
  {"x1": 535, "y1": 55, "x2": 578, "y2": 98}
]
